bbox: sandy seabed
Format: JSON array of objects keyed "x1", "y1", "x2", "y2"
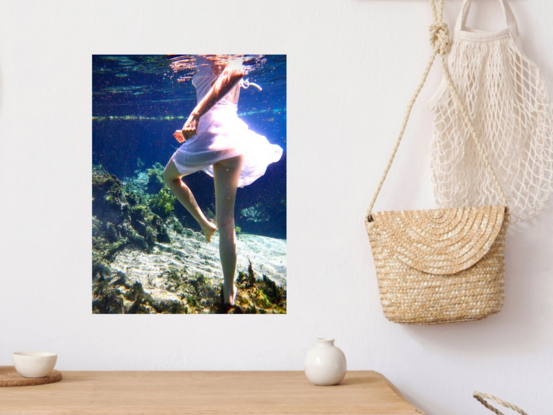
[{"x1": 110, "y1": 227, "x2": 287, "y2": 303}]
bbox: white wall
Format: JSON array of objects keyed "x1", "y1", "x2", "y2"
[{"x1": 1, "y1": 0, "x2": 552, "y2": 413}]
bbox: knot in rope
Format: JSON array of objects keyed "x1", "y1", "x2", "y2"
[{"x1": 429, "y1": 22, "x2": 451, "y2": 55}]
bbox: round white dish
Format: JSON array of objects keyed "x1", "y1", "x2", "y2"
[
  {"x1": 304, "y1": 338, "x2": 347, "y2": 386},
  {"x1": 12, "y1": 351, "x2": 58, "y2": 378}
]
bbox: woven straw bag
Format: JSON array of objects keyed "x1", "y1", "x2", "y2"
[
  {"x1": 365, "y1": 0, "x2": 509, "y2": 324},
  {"x1": 474, "y1": 392, "x2": 528, "y2": 415}
]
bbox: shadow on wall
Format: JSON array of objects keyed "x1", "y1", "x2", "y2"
[
  {"x1": 509, "y1": 1, "x2": 553, "y2": 89},
  {"x1": 404, "y1": 197, "x2": 553, "y2": 357}
]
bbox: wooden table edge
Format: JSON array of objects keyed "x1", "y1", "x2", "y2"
[{"x1": 0, "y1": 370, "x2": 426, "y2": 415}]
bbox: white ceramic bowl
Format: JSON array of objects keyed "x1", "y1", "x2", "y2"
[{"x1": 12, "y1": 352, "x2": 57, "y2": 378}]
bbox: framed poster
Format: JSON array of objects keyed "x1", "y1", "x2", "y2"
[{"x1": 92, "y1": 55, "x2": 287, "y2": 314}]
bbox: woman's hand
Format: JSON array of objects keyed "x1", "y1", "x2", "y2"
[
  {"x1": 173, "y1": 130, "x2": 185, "y2": 143},
  {"x1": 181, "y1": 112, "x2": 201, "y2": 140}
]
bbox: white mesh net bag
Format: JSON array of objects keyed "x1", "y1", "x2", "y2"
[{"x1": 429, "y1": 0, "x2": 553, "y2": 222}]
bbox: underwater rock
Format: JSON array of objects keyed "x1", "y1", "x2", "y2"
[
  {"x1": 109, "y1": 271, "x2": 132, "y2": 288},
  {"x1": 126, "y1": 281, "x2": 157, "y2": 313},
  {"x1": 233, "y1": 261, "x2": 286, "y2": 314},
  {"x1": 146, "y1": 162, "x2": 165, "y2": 194},
  {"x1": 124, "y1": 171, "x2": 149, "y2": 199},
  {"x1": 240, "y1": 261, "x2": 256, "y2": 289},
  {"x1": 129, "y1": 205, "x2": 148, "y2": 236},
  {"x1": 208, "y1": 261, "x2": 287, "y2": 314},
  {"x1": 240, "y1": 203, "x2": 270, "y2": 223},
  {"x1": 92, "y1": 252, "x2": 112, "y2": 279},
  {"x1": 92, "y1": 272, "x2": 188, "y2": 314},
  {"x1": 104, "y1": 222, "x2": 119, "y2": 242},
  {"x1": 92, "y1": 164, "x2": 174, "y2": 285},
  {"x1": 121, "y1": 222, "x2": 148, "y2": 251},
  {"x1": 92, "y1": 166, "x2": 126, "y2": 226},
  {"x1": 92, "y1": 276, "x2": 125, "y2": 314},
  {"x1": 151, "y1": 214, "x2": 171, "y2": 243},
  {"x1": 149, "y1": 188, "x2": 176, "y2": 218},
  {"x1": 168, "y1": 216, "x2": 185, "y2": 234}
]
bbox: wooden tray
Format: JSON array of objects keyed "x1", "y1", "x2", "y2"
[{"x1": 0, "y1": 366, "x2": 62, "y2": 387}]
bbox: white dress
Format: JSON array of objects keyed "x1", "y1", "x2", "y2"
[{"x1": 171, "y1": 60, "x2": 283, "y2": 188}]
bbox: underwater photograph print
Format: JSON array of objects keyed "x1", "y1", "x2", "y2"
[{"x1": 92, "y1": 55, "x2": 287, "y2": 314}]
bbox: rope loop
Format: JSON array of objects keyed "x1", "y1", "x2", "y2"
[
  {"x1": 473, "y1": 392, "x2": 528, "y2": 415},
  {"x1": 429, "y1": 22, "x2": 451, "y2": 55}
]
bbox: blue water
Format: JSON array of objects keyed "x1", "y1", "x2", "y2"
[{"x1": 92, "y1": 55, "x2": 287, "y2": 239}]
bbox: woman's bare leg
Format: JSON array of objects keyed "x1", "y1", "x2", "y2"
[
  {"x1": 163, "y1": 160, "x2": 217, "y2": 242},
  {"x1": 213, "y1": 155, "x2": 244, "y2": 305}
]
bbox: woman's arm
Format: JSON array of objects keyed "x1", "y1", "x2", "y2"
[
  {"x1": 179, "y1": 62, "x2": 245, "y2": 140},
  {"x1": 194, "y1": 65, "x2": 244, "y2": 117}
]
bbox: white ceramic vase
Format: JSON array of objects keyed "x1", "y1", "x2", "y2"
[{"x1": 304, "y1": 338, "x2": 347, "y2": 386}]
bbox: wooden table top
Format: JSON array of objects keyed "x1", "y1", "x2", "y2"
[{"x1": 0, "y1": 371, "x2": 424, "y2": 415}]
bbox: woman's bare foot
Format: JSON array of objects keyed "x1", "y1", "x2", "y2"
[
  {"x1": 223, "y1": 284, "x2": 238, "y2": 306},
  {"x1": 201, "y1": 222, "x2": 217, "y2": 243}
]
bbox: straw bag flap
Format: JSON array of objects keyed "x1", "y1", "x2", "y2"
[{"x1": 366, "y1": 205, "x2": 505, "y2": 275}]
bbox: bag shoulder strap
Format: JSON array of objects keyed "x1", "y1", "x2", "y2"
[{"x1": 366, "y1": 0, "x2": 508, "y2": 222}]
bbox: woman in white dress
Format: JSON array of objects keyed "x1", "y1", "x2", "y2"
[{"x1": 163, "y1": 56, "x2": 283, "y2": 311}]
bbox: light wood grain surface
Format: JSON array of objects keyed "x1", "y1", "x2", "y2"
[{"x1": 0, "y1": 371, "x2": 424, "y2": 415}]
